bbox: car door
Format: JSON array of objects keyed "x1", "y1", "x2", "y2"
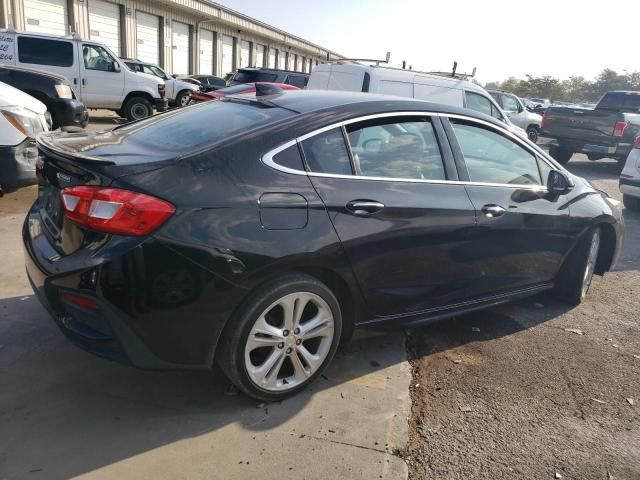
[
  {"x1": 301, "y1": 114, "x2": 479, "y2": 318},
  {"x1": 443, "y1": 116, "x2": 573, "y2": 295},
  {"x1": 78, "y1": 43, "x2": 124, "y2": 108}
]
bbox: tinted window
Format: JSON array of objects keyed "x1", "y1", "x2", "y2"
[
  {"x1": 272, "y1": 144, "x2": 304, "y2": 170},
  {"x1": 82, "y1": 44, "x2": 117, "y2": 72},
  {"x1": 465, "y1": 92, "x2": 504, "y2": 121},
  {"x1": 286, "y1": 75, "x2": 307, "y2": 88},
  {"x1": 598, "y1": 92, "x2": 640, "y2": 113},
  {"x1": 233, "y1": 71, "x2": 279, "y2": 83},
  {"x1": 346, "y1": 118, "x2": 446, "y2": 180},
  {"x1": 114, "y1": 100, "x2": 294, "y2": 153},
  {"x1": 18, "y1": 37, "x2": 74, "y2": 67},
  {"x1": 452, "y1": 122, "x2": 541, "y2": 185},
  {"x1": 301, "y1": 128, "x2": 352, "y2": 175}
]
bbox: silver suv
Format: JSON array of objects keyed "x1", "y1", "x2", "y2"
[{"x1": 489, "y1": 90, "x2": 543, "y2": 142}]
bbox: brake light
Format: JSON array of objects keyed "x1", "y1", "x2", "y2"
[
  {"x1": 633, "y1": 136, "x2": 640, "y2": 149},
  {"x1": 541, "y1": 112, "x2": 547, "y2": 129},
  {"x1": 60, "y1": 186, "x2": 175, "y2": 236},
  {"x1": 62, "y1": 293, "x2": 100, "y2": 310},
  {"x1": 613, "y1": 121, "x2": 629, "y2": 138}
]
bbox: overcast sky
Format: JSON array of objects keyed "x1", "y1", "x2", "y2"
[{"x1": 217, "y1": 0, "x2": 639, "y2": 83}]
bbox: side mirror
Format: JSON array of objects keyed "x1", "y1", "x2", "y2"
[
  {"x1": 112, "y1": 62, "x2": 121, "y2": 73},
  {"x1": 547, "y1": 170, "x2": 574, "y2": 195}
]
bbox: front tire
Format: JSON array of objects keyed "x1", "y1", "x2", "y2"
[
  {"x1": 217, "y1": 274, "x2": 342, "y2": 401},
  {"x1": 123, "y1": 96, "x2": 153, "y2": 121},
  {"x1": 549, "y1": 145, "x2": 573, "y2": 165},
  {"x1": 554, "y1": 227, "x2": 600, "y2": 305},
  {"x1": 623, "y1": 194, "x2": 640, "y2": 211},
  {"x1": 175, "y1": 90, "x2": 191, "y2": 107},
  {"x1": 526, "y1": 126, "x2": 539, "y2": 143}
]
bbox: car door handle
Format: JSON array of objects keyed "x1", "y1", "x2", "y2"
[
  {"x1": 481, "y1": 204, "x2": 506, "y2": 218},
  {"x1": 73, "y1": 78, "x2": 78, "y2": 85},
  {"x1": 346, "y1": 200, "x2": 385, "y2": 216},
  {"x1": 82, "y1": 79, "x2": 86, "y2": 86}
]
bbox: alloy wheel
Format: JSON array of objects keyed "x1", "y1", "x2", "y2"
[
  {"x1": 580, "y1": 230, "x2": 600, "y2": 300},
  {"x1": 244, "y1": 292, "x2": 335, "y2": 392}
]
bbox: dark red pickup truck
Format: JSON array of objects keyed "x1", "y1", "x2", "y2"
[{"x1": 540, "y1": 91, "x2": 640, "y2": 164}]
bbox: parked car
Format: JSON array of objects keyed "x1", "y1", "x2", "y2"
[
  {"x1": 619, "y1": 136, "x2": 640, "y2": 210},
  {"x1": 123, "y1": 59, "x2": 199, "y2": 107},
  {"x1": 0, "y1": 81, "x2": 49, "y2": 194},
  {"x1": 1, "y1": 29, "x2": 168, "y2": 121},
  {"x1": 184, "y1": 74, "x2": 227, "y2": 92},
  {"x1": 0, "y1": 64, "x2": 88, "y2": 130},
  {"x1": 488, "y1": 90, "x2": 543, "y2": 142},
  {"x1": 24, "y1": 90, "x2": 623, "y2": 400},
  {"x1": 540, "y1": 91, "x2": 640, "y2": 164},
  {"x1": 228, "y1": 67, "x2": 309, "y2": 88},
  {"x1": 307, "y1": 63, "x2": 528, "y2": 139},
  {"x1": 189, "y1": 82, "x2": 299, "y2": 103}
]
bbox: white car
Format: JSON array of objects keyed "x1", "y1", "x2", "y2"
[
  {"x1": 0, "y1": 81, "x2": 49, "y2": 194},
  {"x1": 1, "y1": 29, "x2": 168, "y2": 121},
  {"x1": 124, "y1": 59, "x2": 199, "y2": 107},
  {"x1": 488, "y1": 90, "x2": 543, "y2": 143},
  {"x1": 620, "y1": 136, "x2": 640, "y2": 210}
]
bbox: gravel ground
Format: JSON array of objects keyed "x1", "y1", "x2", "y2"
[{"x1": 404, "y1": 155, "x2": 640, "y2": 479}]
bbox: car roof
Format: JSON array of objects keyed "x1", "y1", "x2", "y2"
[{"x1": 0, "y1": 63, "x2": 67, "y2": 83}]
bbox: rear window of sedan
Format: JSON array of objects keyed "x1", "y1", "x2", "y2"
[{"x1": 115, "y1": 100, "x2": 294, "y2": 151}]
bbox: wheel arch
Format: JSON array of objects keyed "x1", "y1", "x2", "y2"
[{"x1": 121, "y1": 91, "x2": 155, "y2": 110}]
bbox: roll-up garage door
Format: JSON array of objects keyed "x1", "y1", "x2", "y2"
[
  {"x1": 199, "y1": 29, "x2": 213, "y2": 74},
  {"x1": 136, "y1": 11, "x2": 160, "y2": 65},
  {"x1": 268, "y1": 48, "x2": 276, "y2": 68},
  {"x1": 221, "y1": 35, "x2": 234, "y2": 76},
  {"x1": 88, "y1": 0, "x2": 120, "y2": 55},
  {"x1": 239, "y1": 40, "x2": 250, "y2": 69},
  {"x1": 255, "y1": 45, "x2": 264, "y2": 67},
  {"x1": 23, "y1": 0, "x2": 68, "y2": 35},
  {"x1": 172, "y1": 21, "x2": 190, "y2": 75}
]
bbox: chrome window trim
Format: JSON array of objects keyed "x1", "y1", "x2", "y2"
[{"x1": 261, "y1": 110, "x2": 555, "y2": 192}]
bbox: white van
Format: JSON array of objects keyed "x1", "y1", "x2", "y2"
[
  {"x1": 308, "y1": 63, "x2": 524, "y2": 135},
  {"x1": 0, "y1": 29, "x2": 168, "y2": 121},
  {"x1": 0, "y1": 81, "x2": 49, "y2": 194}
]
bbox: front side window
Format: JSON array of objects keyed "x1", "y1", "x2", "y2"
[
  {"x1": 501, "y1": 94, "x2": 520, "y2": 112},
  {"x1": 346, "y1": 118, "x2": 446, "y2": 180},
  {"x1": 451, "y1": 121, "x2": 542, "y2": 185},
  {"x1": 18, "y1": 37, "x2": 74, "y2": 67},
  {"x1": 301, "y1": 128, "x2": 352, "y2": 175},
  {"x1": 82, "y1": 44, "x2": 118, "y2": 72},
  {"x1": 465, "y1": 92, "x2": 504, "y2": 121}
]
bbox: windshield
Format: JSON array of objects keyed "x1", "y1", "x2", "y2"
[
  {"x1": 114, "y1": 100, "x2": 294, "y2": 153},
  {"x1": 144, "y1": 64, "x2": 169, "y2": 80}
]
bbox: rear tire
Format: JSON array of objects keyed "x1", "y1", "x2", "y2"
[
  {"x1": 549, "y1": 145, "x2": 573, "y2": 165},
  {"x1": 623, "y1": 194, "x2": 640, "y2": 211},
  {"x1": 554, "y1": 227, "x2": 601, "y2": 306},
  {"x1": 217, "y1": 274, "x2": 342, "y2": 401},
  {"x1": 123, "y1": 96, "x2": 153, "y2": 121}
]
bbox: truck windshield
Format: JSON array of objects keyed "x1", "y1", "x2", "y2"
[{"x1": 598, "y1": 92, "x2": 640, "y2": 113}]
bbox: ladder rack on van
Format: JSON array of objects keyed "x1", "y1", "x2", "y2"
[{"x1": 427, "y1": 62, "x2": 477, "y2": 80}]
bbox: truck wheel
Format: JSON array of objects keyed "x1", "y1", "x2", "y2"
[
  {"x1": 526, "y1": 126, "x2": 539, "y2": 143},
  {"x1": 175, "y1": 90, "x2": 191, "y2": 107},
  {"x1": 123, "y1": 97, "x2": 153, "y2": 121},
  {"x1": 549, "y1": 145, "x2": 573, "y2": 165},
  {"x1": 623, "y1": 195, "x2": 640, "y2": 211},
  {"x1": 554, "y1": 227, "x2": 600, "y2": 306},
  {"x1": 217, "y1": 273, "x2": 342, "y2": 401}
]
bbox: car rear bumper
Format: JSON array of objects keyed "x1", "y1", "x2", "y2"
[
  {"x1": 50, "y1": 98, "x2": 89, "y2": 129},
  {"x1": 620, "y1": 177, "x2": 640, "y2": 198},
  {"x1": 22, "y1": 207, "x2": 243, "y2": 369},
  {"x1": 0, "y1": 138, "x2": 38, "y2": 192},
  {"x1": 540, "y1": 136, "x2": 631, "y2": 158}
]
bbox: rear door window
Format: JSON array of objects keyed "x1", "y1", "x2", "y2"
[
  {"x1": 465, "y1": 91, "x2": 504, "y2": 121},
  {"x1": 18, "y1": 36, "x2": 74, "y2": 67}
]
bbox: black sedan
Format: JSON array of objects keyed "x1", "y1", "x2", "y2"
[{"x1": 23, "y1": 90, "x2": 624, "y2": 400}]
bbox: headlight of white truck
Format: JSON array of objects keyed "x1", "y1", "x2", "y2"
[{"x1": 1, "y1": 106, "x2": 47, "y2": 137}]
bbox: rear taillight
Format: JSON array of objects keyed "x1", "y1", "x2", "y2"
[
  {"x1": 541, "y1": 112, "x2": 547, "y2": 129},
  {"x1": 60, "y1": 186, "x2": 175, "y2": 236},
  {"x1": 613, "y1": 121, "x2": 629, "y2": 138},
  {"x1": 633, "y1": 136, "x2": 640, "y2": 149},
  {"x1": 62, "y1": 293, "x2": 100, "y2": 310}
]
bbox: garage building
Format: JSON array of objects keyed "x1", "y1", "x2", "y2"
[{"x1": 0, "y1": 0, "x2": 343, "y2": 76}]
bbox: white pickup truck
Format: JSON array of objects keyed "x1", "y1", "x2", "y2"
[{"x1": 0, "y1": 29, "x2": 168, "y2": 121}]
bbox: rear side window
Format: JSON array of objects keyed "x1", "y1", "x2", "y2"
[
  {"x1": 465, "y1": 92, "x2": 504, "y2": 121},
  {"x1": 598, "y1": 92, "x2": 640, "y2": 113},
  {"x1": 285, "y1": 75, "x2": 307, "y2": 88},
  {"x1": 233, "y1": 71, "x2": 279, "y2": 83},
  {"x1": 451, "y1": 121, "x2": 542, "y2": 185},
  {"x1": 18, "y1": 37, "x2": 74, "y2": 67},
  {"x1": 301, "y1": 128, "x2": 352, "y2": 175},
  {"x1": 272, "y1": 144, "x2": 304, "y2": 170}
]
